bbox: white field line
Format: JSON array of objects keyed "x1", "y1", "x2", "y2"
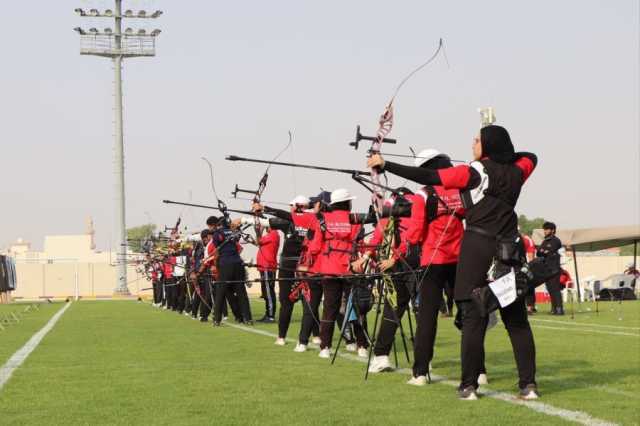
[
  {"x1": 531, "y1": 324, "x2": 638, "y2": 337},
  {"x1": 222, "y1": 321, "x2": 618, "y2": 426},
  {"x1": 529, "y1": 318, "x2": 640, "y2": 331},
  {"x1": 0, "y1": 302, "x2": 71, "y2": 391}
]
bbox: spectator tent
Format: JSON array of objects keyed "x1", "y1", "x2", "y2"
[{"x1": 532, "y1": 225, "x2": 640, "y2": 299}]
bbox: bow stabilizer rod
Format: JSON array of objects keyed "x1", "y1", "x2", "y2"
[
  {"x1": 349, "y1": 125, "x2": 397, "y2": 150},
  {"x1": 226, "y1": 155, "x2": 371, "y2": 176},
  {"x1": 162, "y1": 199, "x2": 254, "y2": 216}
]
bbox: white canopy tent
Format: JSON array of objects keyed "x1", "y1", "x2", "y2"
[{"x1": 532, "y1": 225, "x2": 640, "y2": 299}]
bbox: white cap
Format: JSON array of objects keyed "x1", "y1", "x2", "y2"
[
  {"x1": 289, "y1": 195, "x2": 310, "y2": 206},
  {"x1": 330, "y1": 188, "x2": 357, "y2": 204},
  {"x1": 414, "y1": 149, "x2": 450, "y2": 167}
]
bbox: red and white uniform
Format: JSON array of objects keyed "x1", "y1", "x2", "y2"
[
  {"x1": 522, "y1": 234, "x2": 536, "y2": 261},
  {"x1": 308, "y1": 210, "x2": 360, "y2": 276},
  {"x1": 257, "y1": 229, "x2": 280, "y2": 272},
  {"x1": 409, "y1": 187, "x2": 465, "y2": 266},
  {"x1": 162, "y1": 257, "x2": 175, "y2": 279}
]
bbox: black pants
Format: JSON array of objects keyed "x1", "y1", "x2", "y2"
[
  {"x1": 214, "y1": 262, "x2": 252, "y2": 324},
  {"x1": 320, "y1": 279, "x2": 368, "y2": 349},
  {"x1": 152, "y1": 280, "x2": 162, "y2": 304},
  {"x1": 412, "y1": 263, "x2": 457, "y2": 377},
  {"x1": 299, "y1": 280, "x2": 322, "y2": 345},
  {"x1": 545, "y1": 275, "x2": 563, "y2": 313},
  {"x1": 441, "y1": 281, "x2": 455, "y2": 315},
  {"x1": 260, "y1": 270, "x2": 277, "y2": 318},
  {"x1": 525, "y1": 286, "x2": 537, "y2": 311},
  {"x1": 176, "y1": 277, "x2": 187, "y2": 313},
  {"x1": 374, "y1": 270, "x2": 412, "y2": 356},
  {"x1": 456, "y1": 230, "x2": 536, "y2": 390},
  {"x1": 277, "y1": 258, "x2": 298, "y2": 339},
  {"x1": 165, "y1": 278, "x2": 177, "y2": 309},
  {"x1": 201, "y1": 276, "x2": 227, "y2": 320},
  {"x1": 191, "y1": 277, "x2": 207, "y2": 318}
]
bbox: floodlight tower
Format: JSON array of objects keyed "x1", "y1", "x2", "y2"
[{"x1": 74, "y1": 2, "x2": 162, "y2": 295}]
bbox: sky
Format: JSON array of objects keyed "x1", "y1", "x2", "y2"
[{"x1": 0, "y1": 0, "x2": 638, "y2": 251}]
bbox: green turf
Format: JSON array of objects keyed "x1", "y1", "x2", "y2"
[
  {"x1": 0, "y1": 300, "x2": 638, "y2": 425},
  {"x1": 0, "y1": 302, "x2": 61, "y2": 364}
]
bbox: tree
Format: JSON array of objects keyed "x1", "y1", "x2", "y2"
[
  {"x1": 127, "y1": 224, "x2": 157, "y2": 253},
  {"x1": 518, "y1": 214, "x2": 546, "y2": 236}
]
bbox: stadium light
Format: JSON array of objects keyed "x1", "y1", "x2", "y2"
[{"x1": 73, "y1": 0, "x2": 163, "y2": 295}]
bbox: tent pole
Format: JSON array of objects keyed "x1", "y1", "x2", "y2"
[
  {"x1": 633, "y1": 240, "x2": 638, "y2": 293},
  {"x1": 572, "y1": 246, "x2": 582, "y2": 304}
]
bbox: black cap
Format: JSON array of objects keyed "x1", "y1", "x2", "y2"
[
  {"x1": 543, "y1": 222, "x2": 556, "y2": 231},
  {"x1": 309, "y1": 191, "x2": 331, "y2": 206}
]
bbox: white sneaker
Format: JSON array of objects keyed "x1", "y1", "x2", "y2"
[
  {"x1": 274, "y1": 338, "x2": 286, "y2": 346},
  {"x1": 357, "y1": 347, "x2": 368, "y2": 358},
  {"x1": 311, "y1": 336, "x2": 321, "y2": 345},
  {"x1": 293, "y1": 343, "x2": 307, "y2": 353},
  {"x1": 478, "y1": 373, "x2": 489, "y2": 386},
  {"x1": 368, "y1": 355, "x2": 392, "y2": 373},
  {"x1": 407, "y1": 375, "x2": 427, "y2": 386},
  {"x1": 318, "y1": 348, "x2": 331, "y2": 359},
  {"x1": 345, "y1": 343, "x2": 357, "y2": 352}
]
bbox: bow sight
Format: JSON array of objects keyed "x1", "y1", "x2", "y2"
[
  {"x1": 231, "y1": 184, "x2": 259, "y2": 199},
  {"x1": 349, "y1": 125, "x2": 397, "y2": 150}
]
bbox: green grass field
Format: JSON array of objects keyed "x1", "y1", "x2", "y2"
[{"x1": 0, "y1": 299, "x2": 638, "y2": 425}]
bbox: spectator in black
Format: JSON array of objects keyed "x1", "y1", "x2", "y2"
[{"x1": 537, "y1": 222, "x2": 563, "y2": 315}]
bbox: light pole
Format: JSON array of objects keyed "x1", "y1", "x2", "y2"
[{"x1": 74, "y1": 2, "x2": 162, "y2": 295}]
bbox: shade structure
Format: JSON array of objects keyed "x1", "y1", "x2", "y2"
[{"x1": 532, "y1": 225, "x2": 639, "y2": 302}]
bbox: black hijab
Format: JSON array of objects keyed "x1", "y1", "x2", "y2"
[{"x1": 480, "y1": 125, "x2": 515, "y2": 164}]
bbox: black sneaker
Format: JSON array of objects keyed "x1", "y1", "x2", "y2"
[
  {"x1": 256, "y1": 316, "x2": 270, "y2": 323},
  {"x1": 519, "y1": 384, "x2": 540, "y2": 400},
  {"x1": 457, "y1": 386, "x2": 478, "y2": 401},
  {"x1": 200, "y1": 317, "x2": 208, "y2": 323},
  {"x1": 244, "y1": 320, "x2": 254, "y2": 326}
]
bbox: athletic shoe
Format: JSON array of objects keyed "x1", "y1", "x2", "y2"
[
  {"x1": 407, "y1": 375, "x2": 427, "y2": 386},
  {"x1": 345, "y1": 343, "x2": 357, "y2": 352},
  {"x1": 478, "y1": 373, "x2": 489, "y2": 386},
  {"x1": 293, "y1": 343, "x2": 307, "y2": 353},
  {"x1": 458, "y1": 386, "x2": 478, "y2": 401},
  {"x1": 191, "y1": 316, "x2": 198, "y2": 321},
  {"x1": 184, "y1": 312, "x2": 190, "y2": 317},
  {"x1": 200, "y1": 318, "x2": 208, "y2": 323},
  {"x1": 213, "y1": 321, "x2": 222, "y2": 327},
  {"x1": 311, "y1": 336, "x2": 321, "y2": 345},
  {"x1": 318, "y1": 348, "x2": 331, "y2": 359},
  {"x1": 368, "y1": 355, "x2": 392, "y2": 373},
  {"x1": 256, "y1": 316, "x2": 270, "y2": 323},
  {"x1": 519, "y1": 384, "x2": 540, "y2": 400},
  {"x1": 223, "y1": 316, "x2": 228, "y2": 321},
  {"x1": 357, "y1": 347, "x2": 368, "y2": 358},
  {"x1": 274, "y1": 338, "x2": 286, "y2": 346},
  {"x1": 244, "y1": 320, "x2": 254, "y2": 326},
  {"x1": 263, "y1": 317, "x2": 276, "y2": 323}
]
